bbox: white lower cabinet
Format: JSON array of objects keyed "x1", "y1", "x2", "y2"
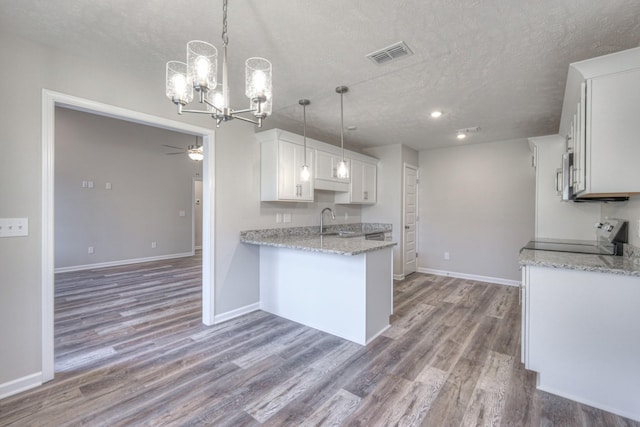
[
  {"x1": 521, "y1": 265, "x2": 640, "y2": 421},
  {"x1": 336, "y1": 159, "x2": 377, "y2": 204},
  {"x1": 260, "y1": 138, "x2": 314, "y2": 202}
]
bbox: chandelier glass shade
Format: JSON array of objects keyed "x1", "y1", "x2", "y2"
[{"x1": 165, "y1": 0, "x2": 272, "y2": 128}]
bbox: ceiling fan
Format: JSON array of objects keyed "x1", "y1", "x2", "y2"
[{"x1": 163, "y1": 136, "x2": 204, "y2": 161}]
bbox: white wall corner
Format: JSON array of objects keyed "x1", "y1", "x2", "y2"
[{"x1": 214, "y1": 303, "x2": 260, "y2": 324}]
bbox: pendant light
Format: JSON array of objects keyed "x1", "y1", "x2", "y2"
[
  {"x1": 336, "y1": 86, "x2": 349, "y2": 179},
  {"x1": 299, "y1": 99, "x2": 311, "y2": 181}
]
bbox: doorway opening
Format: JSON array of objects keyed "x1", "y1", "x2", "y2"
[{"x1": 42, "y1": 90, "x2": 215, "y2": 382}]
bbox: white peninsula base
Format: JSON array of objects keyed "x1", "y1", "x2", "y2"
[{"x1": 259, "y1": 245, "x2": 393, "y2": 345}]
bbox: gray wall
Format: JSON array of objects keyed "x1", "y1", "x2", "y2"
[
  {"x1": 55, "y1": 108, "x2": 200, "y2": 269},
  {"x1": 362, "y1": 144, "x2": 419, "y2": 278},
  {"x1": 418, "y1": 139, "x2": 535, "y2": 281},
  {"x1": 0, "y1": 31, "x2": 363, "y2": 387}
]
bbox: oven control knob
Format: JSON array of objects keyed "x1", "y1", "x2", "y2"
[{"x1": 606, "y1": 225, "x2": 614, "y2": 232}]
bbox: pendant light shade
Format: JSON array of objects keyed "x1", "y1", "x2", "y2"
[
  {"x1": 299, "y1": 99, "x2": 311, "y2": 182},
  {"x1": 336, "y1": 86, "x2": 349, "y2": 179}
]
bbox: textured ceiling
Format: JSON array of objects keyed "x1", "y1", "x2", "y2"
[{"x1": 1, "y1": 0, "x2": 639, "y2": 151}]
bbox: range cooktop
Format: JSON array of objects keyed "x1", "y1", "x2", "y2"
[{"x1": 522, "y1": 239, "x2": 617, "y2": 255}]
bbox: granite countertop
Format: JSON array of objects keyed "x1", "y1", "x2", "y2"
[
  {"x1": 519, "y1": 248, "x2": 640, "y2": 277},
  {"x1": 240, "y1": 223, "x2": 396, "y2": 256}
]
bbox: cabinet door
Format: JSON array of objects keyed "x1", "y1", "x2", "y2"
[
  {"x1": 574, "y1": 83, "x2": 587, "y2": 194},
  {"x1": 277, "y1": 140, "x2": 314, "y2": 201},
  {"x1": 350, "y1": 160, "x2": 365, "y2": 203},
  {"x1": 362, "y1": 162, "x2": 377, "y2": 203},
  {"x1": 315, "y1": 150, "x2": 350, "y2": 183},
  {"x1": 586, "y1": 69, "x2": 640, "y2": 194}
]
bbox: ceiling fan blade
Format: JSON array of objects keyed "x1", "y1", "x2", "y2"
[
  {"x1": 163, "y1": 144, "x2": 185, "y2": 150},
  {"x1": 166, "y1": 152, "x2": 185, "y2": 155}
]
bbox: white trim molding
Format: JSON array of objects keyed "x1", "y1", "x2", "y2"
[
  {"x1": 41, "y1": 89, "x2": 216, "y2": 385},
  {"x1": 0, "y1": 372, "x2": 42, "y2": 400},
  {"x1": 214, "y1": 303, "x2": 260, "y2": 324},
  {"x1": 54, "y1": 252, "x2": 195, "y2": 274},
  {"x1": 417, "y1": 268, "x2": 520, "y2": 287},
  {"x1": 393, "y1": 274, "x2": 405, "y2": 281}
]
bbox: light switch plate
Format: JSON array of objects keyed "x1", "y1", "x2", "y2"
[{"x1": 0, "y1": 218, "x2": 29, "y2": 237}]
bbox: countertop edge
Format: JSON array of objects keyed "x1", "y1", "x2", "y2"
[
  {"x1": 518, "y1": 249, "x2": 640, "y2": 277},
  {"x1": 240, "y1": 237, "x2": 397, "y2": 256}
]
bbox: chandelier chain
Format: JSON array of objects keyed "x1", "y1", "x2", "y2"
[{"x1": 221, "y1": 0, "x2": 229, "y2": 46}]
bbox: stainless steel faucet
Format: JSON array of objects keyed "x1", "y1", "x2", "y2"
[{"x1": 320, "y1": 207, "x2": 336, "y2": 234}]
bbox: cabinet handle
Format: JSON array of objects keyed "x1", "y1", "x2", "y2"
[{"x1": 363, "y1": 191, "x2": 368, "y2": 200}]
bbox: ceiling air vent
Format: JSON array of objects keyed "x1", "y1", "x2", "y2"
[{"x1": 366, "y1": 41, "x2": 413, "y2": 65}]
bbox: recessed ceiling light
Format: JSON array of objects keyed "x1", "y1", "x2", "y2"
[
  {"x1": 456, "y1": 132, "x2": 467, "y2": 140},
  {"x1": 430, "y1": 111, "x2": 443, "y2": 118}
]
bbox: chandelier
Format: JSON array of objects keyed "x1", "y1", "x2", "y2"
[{"x1": 165, "y1": 0, "x2": 272, "y2": 127}]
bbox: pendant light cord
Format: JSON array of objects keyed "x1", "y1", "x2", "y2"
[
  {"x1": 303, "y1": 104, "x2": 307, "y2": 164},
  {"x1": 340, "y1": 91, "x2": 345, "y2": 160}
]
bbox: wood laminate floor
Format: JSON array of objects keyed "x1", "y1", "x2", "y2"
[{"x1": 1, "y1": 253, "x2": 637, "y2": 426}]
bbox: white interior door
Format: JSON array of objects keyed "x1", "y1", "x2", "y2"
[{"x1": 403, "y1": 164, "x2": 418, "y2": 276}]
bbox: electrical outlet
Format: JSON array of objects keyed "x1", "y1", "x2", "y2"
[
  {"x1": 151, "y1": 241, "x2": 157, "y2": 249},
  {"x1": 179, "y1": 210, "x2": 186, "y2": 217},
  {"x1": 276, "y1": 213, "x2": 282, "y2": 223},
  {"x1": 344, "y1": 212, "x2": 349, "y2": 220},
  {"x1": 283, "y1": 213, "x2": 291, "y2": 223},
  {"x1": 88, "y1": 246, "x2": 94, "y2": 254},
  {"x1": 87, "y1": 181, "x2": 94, "y2": 189},
  {"x1": 105, "y1": 182, "x2": 112, "y2": 190},
  {"x1": 444, "y1": 251, "x2": 450, "y2": 260}
]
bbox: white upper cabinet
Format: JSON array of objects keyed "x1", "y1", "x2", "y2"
[
  {"x1": 560, "y1": 48, "x2": 640, "y2": 198},
  {"x1": 260, "y1": 137, "x2": 314, "y2": 202},
  {"x1": 335, "y1": 159, "x2": 377, "y2": 204},
  {"x1": 577, "y1": 68, "x2": 640, "y2": 197},
  {"x1": 315, "y1": 150, "x2": 350, "y2": 191},
  {"x1": 258, "y1": 129, "x2": 377, "y2": 204}
]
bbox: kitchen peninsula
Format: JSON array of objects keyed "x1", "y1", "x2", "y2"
[{"x1": 241, "y1": 223, "x2": 395, "y2": 345}]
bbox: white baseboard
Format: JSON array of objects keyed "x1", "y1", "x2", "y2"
[
  {"x1": 393, "y1": 274, "x2": 405, "y2": 281},
  {"x1": 417, "y1": 268, "x2": 520, "y2": 287},
  {"x1": 55, "y1": 252, "x2": 195, "y2": 273},
  {"x1": 214, "y1": 303, "x2": 260, "y2": 324},
  {"x1": 0, "y1": 372, "x2": 42, "y2": 400}
]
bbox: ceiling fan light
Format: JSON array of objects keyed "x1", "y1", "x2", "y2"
[
  {"x1": 187, "y1": 41, "x2": 217, "y2": 92},
  {"x1": 187, "y1": 145, "x2": 204, "y2": 161},
  {"x1": 166, "y1": 61, "x2": 193, "y2": 105}
]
